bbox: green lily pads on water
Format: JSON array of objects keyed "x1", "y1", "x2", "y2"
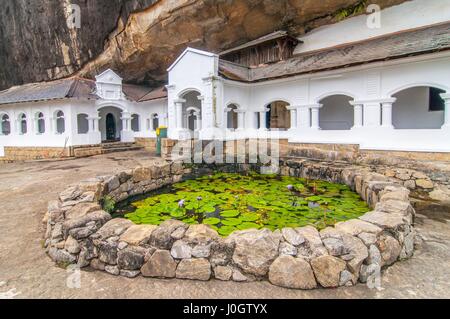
[{"x1": 119, "y1": 172, "x2": 369, "y2": 235}]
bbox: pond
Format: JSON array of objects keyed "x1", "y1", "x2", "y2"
[{"x1": 118, "y1": 172, "x2": 370, "y2": 236}]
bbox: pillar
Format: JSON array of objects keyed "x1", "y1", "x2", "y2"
[
  {"x1": 173, "y1": 98, "x2": 185, "y2": 129},
  {"x1": 350, "y1": 102, "x2": 363, "y2": 129},
  {"x1": 236, "y1": 110, "x2": 245, "y2": 130},
  {"x1": 381, "y1": 98, "x2": 396, "y2": 129},
  {"x1": 310, "y1": 104, "x2": 322, "y2": 130},
  {"x1": 441, "y1": 93, "x2": 450, "y2": 129},
  {"x1": 287, "y1": 106, "x2": 297, "y2": 129},
  {"x1": 259, "y1": 109, "x2": 268, "y2": 131},
  {"x1": 296, "y1": 106, "x2": 311, "y2": 129}
]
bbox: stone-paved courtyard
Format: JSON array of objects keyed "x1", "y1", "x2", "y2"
[{"x1": 0, "y1": 150, "x2": 449, "y2": 299}]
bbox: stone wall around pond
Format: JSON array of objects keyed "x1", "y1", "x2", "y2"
[{"x1": 43, "y1": 160, "x2": 416, "y2": 289}]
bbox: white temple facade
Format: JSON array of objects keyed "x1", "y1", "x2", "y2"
[{"x1": 0, "y1": 0, "x2": 449, "y2": 159}]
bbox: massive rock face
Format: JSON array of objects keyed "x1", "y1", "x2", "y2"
[{"x1": 0, "y1": 0, "x2": 406, "y2": 90}]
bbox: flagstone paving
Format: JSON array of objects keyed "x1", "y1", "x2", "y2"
[{"x1": 0, "y1": 150, "x2": 449, "y2": 299}]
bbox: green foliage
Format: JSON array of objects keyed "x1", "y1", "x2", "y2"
[
  {"x1": 335, "y1": 0, "x2": 367, "y2": 21},
  {"x1": 101, "y1": 195, "x2": 116, "y2": 214},
  {"x1": 122, "y1": 172, "x2": 369, "y2": 235}
]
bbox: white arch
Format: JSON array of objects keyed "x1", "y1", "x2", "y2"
[
  {"x1": 263, "y1": 99, "x2": 292, "y2": 108},
  {"x1": 178, "y1": 88, "x2": 202, "y2": 99},
  {"x1": 96, "y1": 101, "x2": 127, "y2": 112},
  {"x1": 387, "y1": 82, "x2": 449, "y2": 97},
  {"x1": 314, "y1": 91, "x2": 357, "y2": 103}
]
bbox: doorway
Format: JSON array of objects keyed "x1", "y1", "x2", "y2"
[{"x1": 105, "y1": 113, "x2": 117, "y2": 141}]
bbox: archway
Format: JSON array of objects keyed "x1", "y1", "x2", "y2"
[
  {"x1": 98, "y1": 106, "x2": 123, "y2": 142},
  {"x1": 18, "y1": 113, "x2": 27, "y2": 134},
  {"x1": 106, "y1": 114, "x2": 117, "y2": 141},
  {"x1": 180, "y1": 90, "x2": 202, "y2": 136},
  {"x1": 318, "y1": 95, "x2": 354, "y2": 130},
  {"x1": 55, "y1": 110, "x2": 65, "y2": 134},
  {"x1": 226, "y1": 104, "x2": 239, "y2": 130},
  {"x1": 265, "y1": 101, "x2": 290, "y2": 130},
  {"x1": 1, "y1": 114, "x2": 10, "y2": 135},
  {"x1": 392, "y1": 86, "x2": 445, "y2": 129}
]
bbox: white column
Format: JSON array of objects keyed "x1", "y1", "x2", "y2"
[
  {"x1": 381, "y1": 98, "x2": 396, "y2": 129},
  {"x1": 441, "y1": 93, "x2": 450, "y2": 129},
  {"x1": 173, "y1": 98, "x2": 185, "y2": 129},
  {"x1": 286, "y1": 106, "x2": 297, "y2": 130},
  {"x1": 195, "y1": 111, "x2": 202, "y2": 130},
  {"x1": 350, "y1": 102, "x2": 363, "y2": 129},
  {"x1": 259, "y1": 110, "x2": 268, "y2": 131},
  {"x1": 310, "y1": 104, "x2": 322, "y2": 130},
  {"x1": 236, "y1": 110, "x2": 245, "y2": 130},
  {"x1": 297, "y1": 106, "x2": 311, "y2": 129},
  {"x1": 121, "y1": 111, "x2": 131, "y2": 132}
]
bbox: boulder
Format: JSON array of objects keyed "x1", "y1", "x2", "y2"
[
  {"x1": 214, "y1": 266, "x2": 233, "y2": 281},
  {"x1": 192, "y1": 244, "x2": 211, "y2": 258},
  {"x1": 311, "y1": 255, "x2": 347, "y2": 288},
  {"x1": 415, "y1": 179, "x2": 434, "y2": 189},
  {"x1": 120, "y1": 224, "x2": 157, "y2": 245},
  {"x1": 210, "y1": 239, "x2": 235, "y2": 266},
  {"x1": 322, "y1": 237, "x2": 347, "y2": 256},
  {"x1": 335, "y1": 219, "x2": 382, "y2": 236},
  {"x1": 183, "y1": 224, "x2": 219, "y2": 245},
  {"x1": 105, "y1": 265, "x2": 120, "y2": 276},
  {"x1": 340, "y1": 234, "x2": 368, "y2": 275},
  {"x1": 357, "y1": 232, "x2": 378, "y2": 246},
  {"x1": 268, "y1": 256, "x2": 317, "y2": 290},
  {"x1": 48, "y1": 247, "x2": 76, "y2": 265},
  {"x1": 366, "y1": 245, "x2": 382, "y2": 265},
  {"x1": 231, "y1": 229, "x2": 281, "y2": 276},
  {"x1": 281, "y1": 227, "x2": 305, "y2": 246},
  {"x1": 150, "y1": 220, "x2": 187, "y2": 249},
  {"x1": 63, "y1": 210, "x2": 111, "y2": 236},
  {"x1": 399, "y1": 229, "x2": 415, "y2": 260},
  {"x1": 279, "y1": 242, "x2": 298, "y2": 256},
  {"x1": 117, "y1": 247, "x2": 146, "y2": 270},
  {"x1": 141, "y1": 250, "x2": 177, "y2": 278},
  {"x1": 69, "y1": 224, "x2": 97, "y2": 240},
  {"x1": 132, "y1": 167, "x2": 152, "y2": 182},
  {"x1": 232, "y1": 269, "x2": 248, "y2": 282},
  {"x1": 295, "y1": 226, "x2": 328, "y2": 260},
  {"x1": 176, "y1": 258, "x2": 211, "y2": 281},
  {"x1": 171, "y1": 227, "x2": 187, "y2": 240},
  {"x1": 171, "y1": 240, "x2": 192, "y2": 259},
  {"x1": 97, "y1": 240, "x2": 118, "y2": 265},
  {"x1": 64, "y1": 236, "x2": 81, "y2": 254},
  {"x1": 376, "y1": 234, "x2": 401, "y2": 266},
  {"x1": 96, "y1": 218, "x2": 134, "y2": 240},
  {"x1": 339, "y1": 270, "x2": 354, "y2": 287},
  {"x1": 90, "y1": 258, "x2": 106, "y2": 271},
  {"x1": 59, "y1": 186, "x2": 83, "y2": 202},
  {"x1": 360, "y1": 211, "x2": 408, "y2": 230},
  {"x1": 375, "y1": 200, "x2": 415, "y2": 217}
]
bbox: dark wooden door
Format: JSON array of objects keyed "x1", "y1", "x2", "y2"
[{"x1": 105, "y1": 113, "x2": 116, "y2": 141}]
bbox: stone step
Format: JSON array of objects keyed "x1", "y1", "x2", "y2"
[{"x1": 101, "y1": 145, "x2": 144, "y2": 154}]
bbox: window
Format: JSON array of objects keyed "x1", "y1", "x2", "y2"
[
  {"x1": 152, "y1": 114, "x2": 159, "y2": 131},
  {"x1": 429, "y1": 87, "x2": 445, "y2": 111},
  {"x1": 131, "y1": 114, "x2": 140, "y2": 132},
  {"x1": 56, "y1": 111, "x2": 65, "y2": 134},
  {"x1": 77, "y1": 114, "x2": 89, "y2": 134},
  {"x1": 19, "y1": 113, "x2": 27, "y2": 134},
  {"x1": 1, "y1": 114, "x2": 10, "y2": 135},
  {"x1": 36, "y1": 112, "x2": 45, "y2": 134}
]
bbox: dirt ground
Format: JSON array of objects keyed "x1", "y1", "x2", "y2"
[{"x1": 0, "y1": 150, "x2": 449, "y2": 299}]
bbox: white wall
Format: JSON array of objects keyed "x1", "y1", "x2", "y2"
[
  {"x1": 392, "y1": 87, "x2": 444, "y2": 129},
  {"x1": 295, "y1": 0, "x2": 450, "y2": 55}
]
